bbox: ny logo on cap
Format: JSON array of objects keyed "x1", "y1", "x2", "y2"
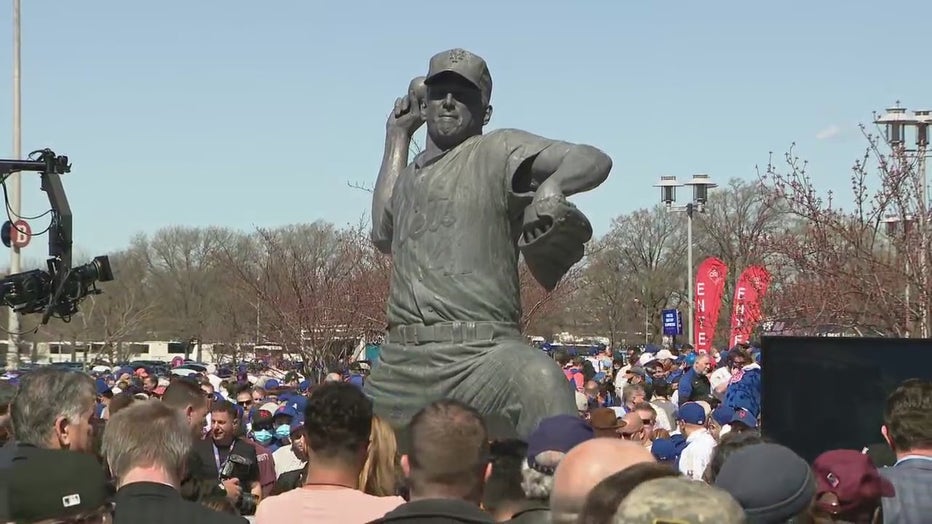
[{"x1": 448, "y1": 49, "x2": 468, "y2": 63}]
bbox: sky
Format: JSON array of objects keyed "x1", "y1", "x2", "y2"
[{"x1": 0, "y1": 0, "x2": 930, "y2": 266}]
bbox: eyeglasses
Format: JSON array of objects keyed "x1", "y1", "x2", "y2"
[{"x1": 642, "y1": 419, "x2": 655, "y2": 425}]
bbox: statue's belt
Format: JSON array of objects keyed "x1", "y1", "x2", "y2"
[{"x1": 387, "y1": 321, "x2": 519, "y2": 345}]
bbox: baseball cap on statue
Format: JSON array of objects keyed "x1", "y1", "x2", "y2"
[{"x1": 425, "y1": 48, "x2": 493, "y2": 104}]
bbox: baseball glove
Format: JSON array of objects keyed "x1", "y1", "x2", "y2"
[{"x1": 518, "y1": 195, "x2": 593, "y2": 291}]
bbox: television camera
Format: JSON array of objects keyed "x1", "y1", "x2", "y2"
[{"x1": 0, "y1": 149, "x2": 113, "y2": 325}]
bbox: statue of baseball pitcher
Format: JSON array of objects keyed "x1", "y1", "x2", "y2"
[{"x1": 366, "y1": 48, "x2": 613, "y2": 437}]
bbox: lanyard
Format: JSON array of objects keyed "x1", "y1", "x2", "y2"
[{"x1": 212, "y1": 440, "x2": 236, "y2": 472}]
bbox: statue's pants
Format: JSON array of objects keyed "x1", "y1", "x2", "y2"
[{"x1": 363, "y1": 321, "x2": 576, "y2": 439}]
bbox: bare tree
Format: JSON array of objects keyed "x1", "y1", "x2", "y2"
[
  {"x1": 761, "y1": 131, "x2": 925, "y2": 335},
  {"x1": 217, "y1": 221, "x2": 390, "y2": 375},
  {"x1": 579, "y1": 206, "x2": 688, "y2": 345},
  {"x1": 693, "y1": 178, "x2": 789, "y2": 341}
]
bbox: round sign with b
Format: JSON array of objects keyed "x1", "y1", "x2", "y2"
[{"x1": 6, "y1": 219, "x2": 31, "y2": 248}]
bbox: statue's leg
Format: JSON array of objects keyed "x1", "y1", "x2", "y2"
[
  {"x1": 450, "y1": 337, "x2": 576, "y2": 438},
  {"x1": 364, "y1": 340, "x2": 444, "y2": 430}
]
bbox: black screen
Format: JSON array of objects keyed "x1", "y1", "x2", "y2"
[{"x1": 760, "y1": 336, "x2": 932, "y2": 463}]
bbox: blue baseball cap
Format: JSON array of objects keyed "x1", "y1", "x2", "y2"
[
  {"x1": 677, "y1": 402, "x2": 707, "y2": 425},
  {"x1": 526, "y1": 414, "x2": 594, "y2": 471},
  {"x1": 264, "y1": 379, "x2": 280, "y2": 389},
  {"x1": 712, "y1": 406, "x2": 735, "y2": 426},
  {"x1": 729, "y1": 409, "x2": 758, "y2": 428},
  {"x1": 94, "y1": 379, "x2": 111, "y2": 396},
  {"x1": 651, "y1": 438, "x2": 679, "y2": 462},
  {"x1": 298, "y1": 379, "x2": 311, "y2": 392},
  {"x1": 274, "y1": 404, "x2": 298, "y2": 420}
]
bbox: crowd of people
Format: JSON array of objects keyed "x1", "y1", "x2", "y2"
[{"x1": 0, "y1": 344, "x2": 929, "y2": 523}]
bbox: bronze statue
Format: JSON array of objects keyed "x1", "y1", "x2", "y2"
[{"x1": 365, "y1": 48, "x2": 612, "y2": 437}]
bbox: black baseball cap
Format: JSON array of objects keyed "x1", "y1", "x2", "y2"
[
  {"x1": 425, "y1": 48, "x2": 492, "y2": 102},
  {"x1": 4, "y1": 446, "x2": 111, "y2": 521}
]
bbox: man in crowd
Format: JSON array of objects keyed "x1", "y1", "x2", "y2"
[
  {"x1": 513, "y1": 414, "x2": 594, "y2": 523},
  {"x1": 676, "y1": 402, "x2": 717, "y2": 481},
  {"x1": 194, "y1": 400, "x2": 262, "y2": 513},
  {"x1": 879, "y1": 378, "x2": 932, "y2": 521},
  {"x1": 103, "y1": 400, "x2": 246, "y2": 523},
  {"x1": 255, "y1": 382, "x2": 404, "y2": 522},
  {"x1": 3, "y1": 366, "x2": 97, "y2": 464},
  {"x1": 375, "y1": 399, "x2": 494, "y2": 523},
  {"x1": 677, "y1": 353, "x2": 713, "y2": 405},
  {"x1": 549, "y1": 439, "x2": 655, "y2": 524},
  {"x1": 161, "y1": 378, "x2": 225, "y2": 503}
]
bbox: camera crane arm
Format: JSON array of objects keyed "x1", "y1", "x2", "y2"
[
  {"x1": 0, "y1": 149, "x2": 112, "y2": 326},
  {"x1": 0, "y1": 149, "x2": 73, "y2": 275}
]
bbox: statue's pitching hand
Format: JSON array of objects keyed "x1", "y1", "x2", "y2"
[{"x1": 387, "y1": 76, "x2": 426, "y2": 136}]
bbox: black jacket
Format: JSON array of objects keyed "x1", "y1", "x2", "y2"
[
  {"x1": 114, "y1": 482, "x2": 247, "y2": 524},
  {"x1": 371, "y1": 498, "x2": 494, "y2": 524}
]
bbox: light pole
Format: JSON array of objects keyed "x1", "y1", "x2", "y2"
[
  {"x1": 883, "y1": 215, "x2": 916, "y2": 337},
  {"x1": 9, "y1": 0, "x2": 22, "y2": 364},
  {"x1": 875, "y1": 102, "x2": 930, "y2": 337},
  {"x1": 633, "y1": 298, "x2": 649, "y2": 345},
  {"x1": 655, "y1": 174, "x2": 717, "y2": 346}
]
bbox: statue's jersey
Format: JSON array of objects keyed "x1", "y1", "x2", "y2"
[{"x1": 380, "y1": 129, "x2": 555, "y2": 327}]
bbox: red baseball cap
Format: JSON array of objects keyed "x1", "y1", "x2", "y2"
[{"x1": 812, "y1": 449, "x2": 895, "y2": 515}]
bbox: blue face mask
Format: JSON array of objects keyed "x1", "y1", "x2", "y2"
[
  {"x1": 274, "y1": 425, "x2": 292, "y2": 440},
  {"x1": 253, "y1": 429, "x2": 274, "y2": 445}
]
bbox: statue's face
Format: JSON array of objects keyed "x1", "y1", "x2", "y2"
[{"x1": 425, "y1": 73, "x2": 486, "y2": 149}]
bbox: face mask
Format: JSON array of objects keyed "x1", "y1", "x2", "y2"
[
  {"x1": 253, "y1": 429, "x2": 273, "y2": 445},
  {"x1": 275, "y1": 425, "x2": 292, "y2": 440}
]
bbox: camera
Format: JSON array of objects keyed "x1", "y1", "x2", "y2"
[
  {"x1": 0, "y1": 149, "x2": 114, "y2": 324},
  {"x1": 219, "y1": 453, "x2": 258, "y2": 516}
]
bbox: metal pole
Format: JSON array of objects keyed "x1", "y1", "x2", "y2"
[
  {"x1": 687, "y1": 205, "x2": 694, "y2": 345},
  {"x1": 918, "y1": 151, "x2": 927, "y2": 337},
  {"x1": 644, "y1": 307, "x2": 649, "y2": 345},
  {"x1": 9, "y1": 0, "x2": 22, "y2": 364}
]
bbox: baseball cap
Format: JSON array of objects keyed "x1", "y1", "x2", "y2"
[
  {"x1": 729, "y1": 408, "x2": 758, "y2": 428},
  {"x1": 274, "y1": 404, "x2": 298, "y2": 420},
  {"x1": 574, "y1": 391, "x2": 589, "y2": 412},
  {"x1": 715, "y1": 443, "x2": 816, "y2": 523},
  {"x1": 650, "y1": 438, "x2": 679, "y2": 463},
  {"x1": 259, "y1": 402, "x2": 280, "y2": 416},
  {"x1": 5, "y1": 447, "x2": 111, "y2": 522},
  {"x1": 526, "y1": 414, "x2": 594, "y2": 472},
  {"x1": 263, "y1": 378, "x2": 280, "y2": 390},
  {"x1": 654, "y1": 349, "x2": 676, "y2": 360},
  {"x1": 615, "y1": 477, "x2": 745, "y2": 523},
  {"x1": 812, "y1": 449, "x2": 894, "y2": 515},
  {"x1": 677, "y1": 402, "x2": 706, "y2": 425},
  {"x1": 425, "y1": 48, "x2": 492, "y2": 103},
  {"x1": 711, "y1": 405, "x2": 736, "y2": 426},
  {"x1": 626, "y1": 366, "x2": 647, "y2": 377}
]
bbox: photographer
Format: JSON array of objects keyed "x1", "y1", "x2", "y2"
[{"x1": 194, "y1": 400, "x2": 262, "y2": 515}]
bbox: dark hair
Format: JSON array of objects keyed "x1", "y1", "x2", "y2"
[
  {"x1": 107, "y1": 392, "x2": 137, "y2": 417},
  {"x1": 652, "y1": 381, "x2": 672, "y2": 397},
  {"x1": 884, "y1": 379, "x2": 932, "y2": 452},
  {"x1": 161, "y1": 380, "x2": 208, "y2": 411},
  {"x1": 553, "y1": 349, "x2": 570, "y2": 365},
  {"x1": 210, "y1": 400, "x2": 239, "y2": 420},
  {"x1": 482, "y1": 439, "x2": 528, "y2": 516},
  {"x1": 702, "y1": 431, "x2": 767, "y2": 483},
  {"x1": 408, "y1": 399, "x2": 489, "y2": 498},
  {"x1": 303, "y1": 383, "x2": 372, "y2": 461},
  {"x1": 578, "y1": 462, "x2": 679, "y2": 524}
]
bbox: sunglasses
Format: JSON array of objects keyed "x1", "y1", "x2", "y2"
[
  {"x1": 237, "y1": 401, "x2": 251, "y2": 407},
  {"x1": 641, "y1": 419, "x2": 655, "y2": 425}
]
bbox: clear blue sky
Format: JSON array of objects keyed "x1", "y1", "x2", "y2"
[{"x1": 0, "y1": 0, "x2": 929, "y2": 264}]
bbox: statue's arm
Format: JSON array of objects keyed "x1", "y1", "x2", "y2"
[
  {"x1": 371, "y1": 128, "x2": 412, "y2": 254},
  {"x1": 514, "y1": 141, "x2": 613, "y2": 198}
]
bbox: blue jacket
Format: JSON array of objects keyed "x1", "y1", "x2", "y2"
[{"x1": 724, "y1": 364, "x2": 762, "y2": 418}]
